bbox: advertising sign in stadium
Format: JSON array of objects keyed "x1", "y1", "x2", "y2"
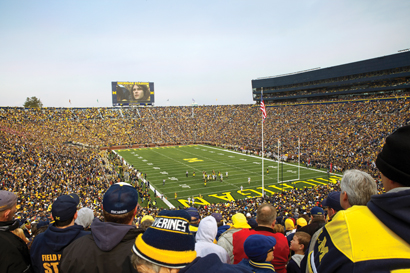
[{"x1": 112, "y1": 81, "x2": 155, "y2": 106}]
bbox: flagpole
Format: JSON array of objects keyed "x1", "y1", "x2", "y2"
[{"x1": 261, "y1": 88, "x2": 264, "y2": 198}]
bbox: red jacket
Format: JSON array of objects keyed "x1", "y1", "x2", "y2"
[{"x1": 232, "y1": 226, "x2": 289, "y2": 273}]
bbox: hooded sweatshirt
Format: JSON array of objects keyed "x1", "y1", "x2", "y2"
[
  {"x1": 60, "y1": 218, "x2": 143, "y2": 273},
  {"x1": 30, "y1": 223, "x2": 89, "y2": 273},
  {"x1": 195, "y1": 216, "x2": 230, "y2": 264}
]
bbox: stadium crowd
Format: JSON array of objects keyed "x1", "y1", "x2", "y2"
[{"x1": 1, "y1": 94, "x2": 410, "y2": 272}]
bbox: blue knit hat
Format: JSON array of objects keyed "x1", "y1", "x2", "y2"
[
  {"x1": 103, "y1": 182, "x2": 138, "y2": 215},
  {"x1": 132, "y1": 210, "x2": 197, "y2": 268},
  {"x1": 244, "y1": 234, "x2": 276, "y2": 263}
]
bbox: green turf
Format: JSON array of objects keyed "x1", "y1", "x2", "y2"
[{"x1": 116, "y1": 144, "x2": 342, "y2": 208}]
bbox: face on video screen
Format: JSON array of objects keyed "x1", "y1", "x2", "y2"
[{"x1": 132, "y1": 85, "x2": 145, "y2": 100}]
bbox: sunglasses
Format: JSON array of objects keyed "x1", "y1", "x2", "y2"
[{"x1": 267, "y1": 247, "x2": 274, "y2": 253}]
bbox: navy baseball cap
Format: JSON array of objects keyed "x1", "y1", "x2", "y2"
[
  {"x1": 211, "y1": 212, "x2": 222, "y2": 222},
  {"x1": 185, "y1": 207, "x2": 200, "y2": 220},
  {"x1": 103, "y1": 182, "x2": 139, "y2": 215},
  {"x1": 310, "y1": 206, "x2": 324, "y2": 216},
  {"x1": 322, "y1": 192, "x2": 344, "y2": 211},
  {"x1": 52, "y1": 195, "x2": 79, "y2": 221}
]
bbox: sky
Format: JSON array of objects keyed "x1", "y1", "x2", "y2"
[{"x1": 1, "y1": 0, "x2": 409, "y2": 108}]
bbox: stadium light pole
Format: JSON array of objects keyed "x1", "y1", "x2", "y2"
[{"x1": 261, "y1": 88, "x2": 265, "y2": 198}]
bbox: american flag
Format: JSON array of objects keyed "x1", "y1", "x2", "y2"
[{"x1": 260, "y1": 95, "x2": 267, "y2": 122}]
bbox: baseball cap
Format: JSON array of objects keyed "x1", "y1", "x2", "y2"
[
  {"x1": 322, "y1": 192, "x2": 344, "y2": 211},
  {"x1": 310, "y1": 206, "x2": 324, "y2": 216},
  {"x1": 52, "y1": 195, "x2": 79, "y2": 222},
  {"x1": 185, "y1": 207, "x2": 200, "y2": 220},
  {"x1": 0, "y1": 190, "x2": 17, "y2": 212},
  {"x1": 211, "y1": 212, "x2": 222, "y2": 222},
  {"x1": 103, "y1": 182, "x2": 139, "y2": 215}
]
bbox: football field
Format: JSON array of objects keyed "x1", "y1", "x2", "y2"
[{"x1": 116, "y1": 145, "x2": 342, "y2": 208}]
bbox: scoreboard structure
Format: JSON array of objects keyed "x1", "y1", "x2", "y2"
[{"x1": 112, "y1": 81, "x2": 155, "y2": 106}]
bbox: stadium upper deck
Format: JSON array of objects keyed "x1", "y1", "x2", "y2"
[{"x1": 252, "y1": 51, "x2": 410, "y2": 103}]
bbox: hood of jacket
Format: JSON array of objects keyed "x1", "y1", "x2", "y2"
[
  {"x1": 232, "y1": 213, "x2": 251, "y2": 229},
  {"x1": 291, "y1": 254, "x2": 304, "y2": 267},
  {"x1": 196, "y1": 216, "x2": 217, "y2": 243},
  {"x1": 367, "y1": 188, "x2": 410, "y2": 245},
  {"x1": 90, "y1": 218, "x2": 136, "y2": 251},
  {"x1": 43, "y1": 224, "x2": 87, "y2": 252},
  {"x1": 0, "y1": 220, "x2": 19, "y2": 232}
]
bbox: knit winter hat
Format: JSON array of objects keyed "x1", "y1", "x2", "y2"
[
  {"x1": 376, "y1": 125, "x2": 410, "y2": 186},
  {"x1": 132, "y1": 210, "x2": 197, "y2": 268},
  {"x1": 244, "y1": 234, "x2": 277, "y2": 263}
]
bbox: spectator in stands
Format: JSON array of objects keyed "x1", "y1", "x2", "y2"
[
  {"x1": 218, "y1": 212, "x2": 251, "y2": 263},
  {"x1": 0, "y1": 190, "x2": 32, "y2": 273},
  {"x1": 186, "y1": 207, "x2": 201, "y2": 238},
  {"x1": 302, "y1": 172, "x2": 376, "y2": 272},
  {"x1": 287, "y1": 231, "x2": 311, "y2": 273},
  {"x1": 131, "y1": 210, "x2": 251, "y2": 273},
  {"x1": 60, "y1": 182, "x2": 142, "y2": 273},
  {"x1": 74, "y1": 207, "x2": 94, "y2": 231},
  {"x1": 238, "y1": 234, "x2": 277, "y2": 272},
  {"x1": 30, "y1": 194, "x2": 89, "y2": 273},
  {"x1": 339, "y1": 169, "x2": 378, "y2": 209},
  {"x1": 195, "y1": 216, "x2": 230, "y2": 264},
  {"x1": 284, "y1": 218, "x2": 295, "y2": 236},
  {"x1": 12, "y1": 227, "x2": 30, "y2": 244},
  {"x1": 297, "y1": 207, "x2": 325, "y2": 237},
  {"x1": 308, "y1": 125, "x2": 410, "y2": 272},
  {"x1": 139, "y1": 215, "x2": 154, "y2": 231},
  {"x1": 212, "y1": 212, "x2": 230, "y2": 241},
  {"x1": 21, "y1": 219, "x2": 33, "y2": 239},
  {"x1": 232, "y1": 204, "x2": 289, "y2": 273}
]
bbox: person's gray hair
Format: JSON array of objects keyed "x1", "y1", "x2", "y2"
[
  {"x1": 341, "y1": 170, "x2": 377, "y2": 206},
  {"x1": 131, "y1": 252, "x2": 161, "y2": 273}
]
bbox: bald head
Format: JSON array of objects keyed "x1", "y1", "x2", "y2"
[{"x1": 256, "y1": 204, "x2": 277, "y2": 227}]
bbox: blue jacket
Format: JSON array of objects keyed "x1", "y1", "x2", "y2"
[
  {"x1": 180, "y1": 253, "x2": 252, "y2": 273},
  {"x1": 308, "y1": 188, "x2": 410, "y2": 273},
  {"x1": 30, "y1": 224, "x2": 88, "y2": 273},
  {"x1": 238, "y1": 258, "x2": 276, "y2": 272}
]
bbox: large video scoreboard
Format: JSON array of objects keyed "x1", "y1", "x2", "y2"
[{"x1": 112, "y1": 81, "x2": 155, "y2": 106}]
